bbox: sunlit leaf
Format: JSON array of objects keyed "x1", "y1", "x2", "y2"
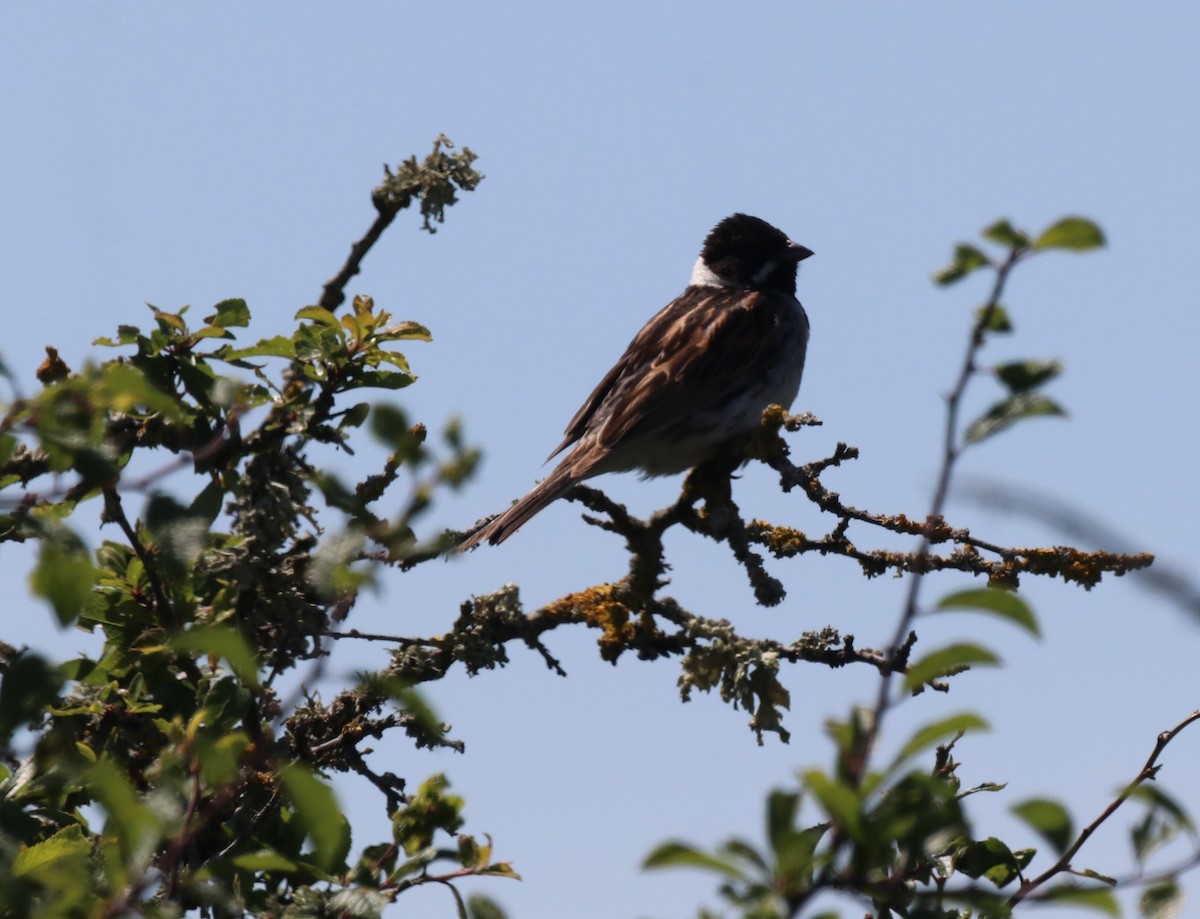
[
  {"x1": 1128, "y1": 784, "x2": 1196, "y2": 831},
  {"x1": 171, "y1": 625, "x2": 261, "y2": 689},
  {"x1": 643, "y1": 841, "x2": 748, "y2": 879},
  {"x1": 903, "y1": 643, "x2": 1000, "y2": 691},
  {"x1": 100, "y1": 363, "x2": 185, "y2": 418},
  {"x1": 87, "y1": 759, "x2": 160, "y2": 863},
  {"x1": 976, "y1": 303, "x2": 1014, "y2": 333},
  {"x1": 936, "y1": 588, "x2": 1040, "y2": 637},
  {"x1": 0, "y1": 651, "x2": 62, "y2": 740},
  {"x1": 11, "y1": 825, "x2": 91, "y2": 881},
  {"x1": 467, "y1": 893, "x2": 510, "y2": 919},
  {"x1": 1141, "y1": 880, "x2": 1184, "y2": 919},
  {"x1": 953, "y1": 836, "x2": 1024, "y2": 887},
  {"x1": 382, "y1": 320, "x2": 433, "y2": 342},
  {"x1": 1040, "y1": 884, "x2": 1119, "y2": 916},
  {"x1": 329, "y1": 887, "x2": 391, "y2": 918},
  {"x1": 712, "y1": 838, "x2": 764, "y2": 875},
  {"x1": 773, "y1": 824, "x2": 827, "y2": 894},
  {"x1": 803, "y1": 770, "x2": 863, "y2": 841},
  {"x1": 296, "y1": 305, "x2": 342, "y2": 328},
  {"x1": 223, "y1": 336, "x2": 297, "y2": 360},
  {"x1": 195, "y1": 731, "x2": 251, "y2": 787},
  {"x1": 892, "y1": 712, "x2": 990, "y2": 768},
  {"x1": 1033, "y1": 217, "x2": 1106, "y2": 252},
  {"x1": 206, "y1": 298, "x2": 250, "y2": 328},
  {"x1": 341, "y1": 402, "x2": 371, "y2": 430},
  {"x1": 965, "y1": 392, "x2": 1067, "y2": 444},
  {"x1": 1012, "y1": 798, "x2": 1075, "y2": 855},
  {"x1": 766, "y1": 789, "x2": 800, "y2": 849},
  {"x1": 982, "y1": 219, "x2": 1030, "y2": 249},
  {"x1": 280, "y1": 763, "x2": 351, "y2": 874},
  {"x1": 934, "y1": 243, "x2": 991, "y2": 286},
  {"x1": 995, "y1": 359, "x2": 1063, "y2": 394},
  {"x1": 31, "y1": 537, "x2": 95, "y2": 627}
]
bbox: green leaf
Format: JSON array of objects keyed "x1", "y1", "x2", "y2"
[
  {"x1": 892, "y1": 712, "x2": 990, "y2": 768},
  {"x1": 803, "y1": 770, "x2": 863, "y2": 841},
  {"x1": 87, "y1": 759, "x2": 161, "y2": 862},
  {"x1": 351, "y1": 369, "x2": 416, "y2": 391},
  {"x1": 1012, "y1": 798, "x2": 1075, "y2": 855},
  {"x1": 382, "y1": 320, "x2": 433, "y2": 342},
  {"x1": 295, "y1": 305, "x2": 342, "y2": 328},
  {"x1": 31, "y1": 537, "x2": 96, "y2": 627},
  {"x1": 766, "y1": 789, "x2": 800, "y2": 849},
  {"x1": 1080, "y1": 867, "x2": 1118, "y2": 886},
  {"x1": 995, "y1": 359, "x2": 1063, "y2": 394},
  {"x1": 953, "y1": 836, "x2": 1025, "y2": 888},
  {"x1": 467, "y1": 893, "x2": 510, "y2": 919},
  {"x1": 100, "y1": 362, "x2": 185, "y2": 418},
  {"x1": 1131, "y1": 810, "x2": 1179, "y2": 863},
  {"x1": 936, "y1": 588, "x2": 1040, "y2": 637},
  {"x1": 231, "y1": 850, "x2": 301, "y2": 872},
  {"x1": 975, "y1": 303, "x2": 1014, "y2": 334},
  {"x1": 360, "y1": 676, "x2": 447, "y2": 745},
  {"x1": 1033, "y1": 217, "x2": 1106, "y2": 252},
  {"x1": 1141, "y1": 880, "x2": 1184, "y2": 919},
  {"x1": 1040, "y1": 884, "x2": 1119, "y2": 916},
  {"x1": 393, "y1": 774, "x2": 465, "y2": 856},
  {"x1": 448, "y1": 882, "x2": 469, "y2": 919},
  {"x1": 189, "y1": 478, "x2": 226, "y2": 527},
  {"x1": 0, "y1": 433, "x2": 16, "y2": 466},
  {"x1": 145, "y1": 492, "x2": 210, "y2": 573},
  {"x1": 643, "y1": 841, "x2": 749, "y2": 879},
  {"x1": 1127, "y1": 784, "x2": 1195, "y2": 832},
  {"x1": 341, "y1": 402, "x2": 371, "y2": 430},
  {"x1": 11, "y1": 824, "x2": 92, "y2": 880},
  {"x1": 773, "y1": 824, "x2": 827, "y2": 895},
  {"x1": 195, "y1": 731, "x2": 252, "y2": 787},
  {"x1": 903, "y1": 643, "x2": 1000, "y2": 691},
  {"x1": 329, "y1": 888, "x2": 391, "y2": 918},
  {"x1": 964, "y1": 392, "x2": 1067, "y2": 444},
  {"x1": 0, "y1": 651, "x2": 62, "y2": 740},
  {"x1": 171, "y1": 625, "x2": 261, "y2": 689},
  {"x1": 982, "y1": 219, "x2": 1030, "y2": 250},
  {"x1": 206, "y1": 298, "x2": 250, "y2": 328},
  {"x1": 223, "y1": 335, "x2": 297, "y2": 360},
  {"x1": 934, "y1": 244, "x2": 992, "y2": 286},
  {"x1": 280, "y1": 763, "x2": 351, "y2": 874}
]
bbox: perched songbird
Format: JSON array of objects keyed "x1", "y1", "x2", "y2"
[{"x1": 460, "y1": 213, "x2": 813, "y2": 548}]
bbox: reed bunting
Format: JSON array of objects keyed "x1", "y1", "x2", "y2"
[{"x1": 460, "y1": 213, "x2": 813, "y2": 548}]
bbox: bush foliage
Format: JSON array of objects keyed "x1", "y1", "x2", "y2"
[{"x1": 0, "y1": 138, "x2": 1193, "y2": 919}]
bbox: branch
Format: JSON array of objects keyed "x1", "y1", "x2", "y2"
[
  {"x1": 317, "y1": 205, "x2": 401, "y2": 313},
  {"x1": 317, "y1": 135, "x2": 483, "y2": 312},
  {"x1": 1010, "y1": 709, "x2": 1200, "y2": 907}
]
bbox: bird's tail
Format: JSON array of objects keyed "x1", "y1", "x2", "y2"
[{"x1": 459, "y1": 466, "x2": 581, "y2": 549}]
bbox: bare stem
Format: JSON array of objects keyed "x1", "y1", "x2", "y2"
[{"x1": 1010, "y1": 709, "x2": 1200, "y2": 907}]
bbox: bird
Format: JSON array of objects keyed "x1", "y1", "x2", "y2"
[{"x1": 460, "y1": 213, "x2": 813, "y2": 549}]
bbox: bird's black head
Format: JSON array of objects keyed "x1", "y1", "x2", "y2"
[{"x1": 695, "y1": 213, "x2": 813, "y2": 295}]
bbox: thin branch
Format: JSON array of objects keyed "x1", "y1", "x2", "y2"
[
  {"x1": 102, "y1": 485, "x2": 178, "y2": 629},
  {"x1": 317, "y1": 204, "x2": 401, "y2": 313},
  {"x1": 848, "y1": 249, "x2": 1024, "y2": 783},
  {"x1": 1010, "y1": 709, "x2": 1200, "y2": 907}
]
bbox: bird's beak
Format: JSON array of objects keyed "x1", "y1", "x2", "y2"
[{"x1": 788, "y1": 241, "x2": 814, "y2": 262}]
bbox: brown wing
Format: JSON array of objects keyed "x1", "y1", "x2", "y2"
[{"x1": 547, "y1": 288, "x2": 802, "y2": 460}]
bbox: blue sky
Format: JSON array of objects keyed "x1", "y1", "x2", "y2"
[{"x1": 4, "y1": 4, "x2": 1200, "y2": 917}]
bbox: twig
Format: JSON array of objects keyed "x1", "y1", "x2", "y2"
[
  {"x1": 102, "y1": 485, "x2": 178, "y2": 628},
  {"x1": 317, "y1": 204, "x2": 400, "y2": 313},
  {"x1": 1010, "y1": 709, "x2": 1200, "y2": 907},
  {"x1": 849, "y1": 248, "x2": 1025, "y2": 782}
]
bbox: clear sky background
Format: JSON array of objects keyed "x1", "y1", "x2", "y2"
[{"x1": 4, "y1": 4, "x2": 1199, "y2": 918}]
